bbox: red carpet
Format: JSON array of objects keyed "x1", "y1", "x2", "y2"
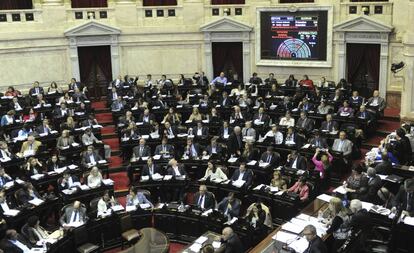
[
  {"x1": 102, "y1": 126, "x2": 116, "y2": 135},
  {"x1": 376, "y1": 119, "x2": 400, "y2": 133},
  {"x1": 384, "y1": 107, "x2": 400, "y2": 117},
  {"x1": 92, "y1": 101, "x2": 108, "y2": 110},
  {"x1": 96, "y1": 112, "x2": 113, "y2": 124},
  {"x1": 109, "y1": 172, "x2": 129, "y2": 191},
  {"x1": 104, "y1": 242, "x2": 186, "y2": 253},
  {"x1": 365, "y1": 135, "x2": 383, "y2": 147},
  {"x1": 104, "y1": 138, "x2": 120, "y2": 151},
  {"x1": 108, "y1": 156, "x2": 123, "y2": 168}
]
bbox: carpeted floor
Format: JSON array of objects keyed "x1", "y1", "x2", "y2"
[{"x1": 103, "y1": 242, "x2": 187, "y2": 253}]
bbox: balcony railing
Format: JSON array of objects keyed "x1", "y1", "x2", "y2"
[
  {"x1": 0, "y1": 9, "x2": 42, "y2": 23},
  {"x1": 66, "y1": 7, "x2": 114, "y2": 22}
]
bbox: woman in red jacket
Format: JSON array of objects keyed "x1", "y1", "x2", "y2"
[
  {"x1": 287, "y1": 176, "x2": 310, "y2": 201},
  {"x1": 299, "y1": 75, "x2": 314, "y2": 90}
]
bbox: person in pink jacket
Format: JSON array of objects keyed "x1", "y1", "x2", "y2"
[
  {"x1": 288, "y1": 176, "x2": 309, "y2": 201},
  {"x1": 311, "y1": 148, "x2": 333, "y2": 179}
]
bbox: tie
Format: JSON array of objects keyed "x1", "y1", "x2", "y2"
[
  {"x1": 0, "y1": 177, "x2": 4, "y2": 187},
  {"x1": 30, "y1": 144, "x2": 33, "y2": 151},
  {"x1": 327, "y1": 122, "x2": 330, "y2": 130},
  {"x1": 150, "y1": 166, "x2": 153, "y2": 175},
  {"x1": 73, "y1": 210, "x2": 78, "y2": 223},
  {"x1": 198, "y1": 195, "x2": 204, "y2": 207},
  {"x1": 140, "y1": 146, "x2": 143, "y2": 156},
  {"x1": 316, "y1": 140, "x2": 320, "y2": 147},
  {"x1": 163, "y1": 145, "x2": 166, "y2": 153},
  {"x1": 267, "y1": 155, "x2": 271, "y2": 163}
]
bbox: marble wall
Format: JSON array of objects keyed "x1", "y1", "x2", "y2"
[{"x1": 0, "y1": 0, "x2": 410, "y2": 113}]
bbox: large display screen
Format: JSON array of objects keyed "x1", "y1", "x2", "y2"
[{"x1": 260, "y1": 11, "x2": 328, "y2": 61}]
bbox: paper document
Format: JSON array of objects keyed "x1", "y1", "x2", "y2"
[
  {"x1": 3, "y1": 209, "x2": 19, "y2": 217},
  {"x1": 111, "y1": 205, "x2": 125, "y2": 212},
  {"x1": 102, "y1": 179, "x2": 114, "y2": 185},
  {"x1": 247, "y1": 160, "x2": 257, "y2": 166},
  {"x1": 227, "y1": 157, "x2": 238, "y2": 163},
  {"x1": 317, "y1": 194, "x2": 333, "y2": 202},
  {"x1": 139, "y1": 203, "x2": 151, "y2": 209},
  {"x1": 195, "y1": 236, "x2": 208, "y2": 244},
  {"x1": 272, "y1": 231, "x2": 298, "y2": 243},
  {"x1": 29, "y1": 198, "x2": 44, "y2": 206},
  {"x1": 212, "y1": 241, "x2": 221, "y2": 249},
  {"x1": 126, "y1": 205, "x2": 137, "y2": 212},
  {"x1": 289, "y1": 237, "x2": 308, "y2": 253},
  {"x1": 281, "y1": 222, "x2": 305, "y2": 234},
  {"x1": 232, "y1": 180, "x2": 245, "y2": 188},
  {"x1": 333, "y1": 186, "x2": 347, "y2": 195}
]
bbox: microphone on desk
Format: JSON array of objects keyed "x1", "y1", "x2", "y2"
[{"x1": 282, "y1": 233, "x2": 301, "y2": 252}]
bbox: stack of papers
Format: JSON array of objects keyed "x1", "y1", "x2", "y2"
[
  {"x1": 79, "y1": 185, "x2": 90, "y2": 191},
  {"x1": 31, "y1": 174, "x2": 45, "y2": 180},
  {"x1": 253, "y1": 184, "x2": 265, "y2": 191},
  {"x1": 281, "y1": 222, "x2": 305, "y2": 234},
  {"x1": 227, "y1": 157, "x2": 238, "y2": 163},
  {"x1": 289, "y1": 237, "x2": 308, "y2": 253},
  {"x1": 3, "y1": 209, "x2": 20, "y2": 217},
  {"x1": 163, "y1": 175, "x2": 173, "y2": 181},
  {"x1": 232, "y1": 180, "x2": 245, "y2": 188},
  {"x1": 126, "y1": 205, "x2": 137, "y2": 212},
  {"x1": 333, "y1": 186, "x2": 347, "y2": 194},
  {"x1": 62, "y1": 189, "x2": 77, "y2": 195},
  {"x1": 212, "y1": 241, "x2": 221, "y2": 249},
  {"x1": 195, "y1": 236, "x2": 208, "y2": 244},
  {"x1": 111, "y1": 205, "x2": 125, "y2": 212},
  {"x1": 68, "y1": 164, "x2": 78, "y2": 170},
  {"x1": 152, "y1": 173, "x2": 163, "y2": 180},
  {"x1": 403, "y1": 216, "x2": 414, "y2": 226},
  {"x1": 102, "y1": 179, "x2": 114, "y2": 185},
  {"x1": 189, "y1": 243, "x2": 202, "y2": 252},
  {"x1": 29, "y1": 198, "x2": 44, "y2": 206},
  {"x1": 272, "y1": 231, "x2": 298, "y2": 243},
  {"x1": 247, "y1": 160, "x2": 257, "y2": 166},
  {"x1": 317, "y1": 194, "x2": 333, "y2": 202}
]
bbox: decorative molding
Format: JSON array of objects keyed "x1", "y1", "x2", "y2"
[
  {"x1": 64, "y1": 20, "x2": 121, "y2": 37},
  {"x1": 200, "y1": 17, "x2": 253, "y2": 33},
  {"x1": 333, "y1": 16, "x2": 393, "y2": 33}
]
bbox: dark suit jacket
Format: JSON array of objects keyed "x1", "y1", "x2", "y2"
[
  {"x1": 395, "y1": 136, "x2": 412, "y2": 165},
  {"x1": 142, "y1": 164, "x2": 161, "y2": 177},
  {"x1": 82, "y1": 151, "x2": 103, "y2": 166},
  {"x1": 46, "y1": 160, "x2": 65, "y2": 172},
  {"x1": 260, "y1": 152, "x2": 280, "y2": 167},
  {"x1": 375, "y1": 161, "x2": 392, "y2": 175},
  {"x1": 218, "y1": 97, "x2": 232, "y2": 107},
  {"x1": 361, "y1": 176, "x2": 382, "y2": 203},
  {"x1": 35, "y1": 125, "x2": 52, "y2": 135},
  {"x1": 230, "y1": 169, "x2": 253, "y2": 187},
  {"x1": 320, "y1": 120, "x2": 339, "y2": 132},
  {"x1": 138, "y1": 113, "x2": 155, "y2": 124},
  {"x1": 252, "y1": 113, "x2": 270, "y2": 126},
  {"x1": 205, "y1": 144, "x2": 223, "y2": 156},
  {"x1": 227, "y1": 133, "x2": 243, "y2": 155},
  {"x1": 222, "y1": 233, "x2": 244, "y2": 253},
  {"x1": 17, "y1": 189, "x2": 41, "y2": 205},
  {"x1": 167, "y1": 165, "x2": 187, "y2": 177},
  {"x1": 217, "y1": 197, "x2": 241, "y2": 218},
  {"x1": 393, "y1": 186, "x2": 414, "y2": 214},
  {"x1": 0, "y1": 235, "x2": 31, "y2": 253},
  {"x1": 220, "y1": 127, "x2": 233, "y2": 139},
  {"x1": 193, "y1": 191, "x2": 215, "y2": 210},
  {"x1": 132, "y1": 145, "x2": 151, "y2": 158},
  {"x1": 29, "y1": 87, "x2": 44, "y2": 96},
  {"x1": 306, "y1": 236, "x2": 328, "y2": 253},
  {"x1": 68, "y1": 82, "x2": 83, "y2": 91},
  {"x1": 286, "y1": 155, "x2": 307, "y2": 171},
  {"x1": 193, "y1": 126, "x2": 209, "y2": 138},
  {"x1": 154, "y1": 144, "x2": 174, "y2": 156},
  {"x1": 184, "y1": 143, "x2": 202, "y2": 158},
  {"x1": 58, "y1": 175, "x2": 80, "y2": 190},
  {"x1": 296, "y1": 118, "x2": 314, "y2": 132},
  {"x1": 163, "y1": 126, "x2": 178, "y2": 137},
  {"x1": 309, "y1": 137, "x2": 329, "y2": 149}
]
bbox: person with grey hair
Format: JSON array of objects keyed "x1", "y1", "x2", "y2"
[
  {"x1": 220, "y1": 227, "x2": 243, "y2": 253},
  {"x1": 377, "y1": 187, "x2": 395, "y2": 209},
  {"x1": 302, "y1": 224, "x2": 327, "y2": 253},
  {"x1": 393, "y1": 178, "x2": 414, "y2": 216},
  {"x1": 227, "y1": 126, "x2": 243, "y2": 156},
  {"x1": 361, "y1": 167, "x2": 382, "y2": 203}
]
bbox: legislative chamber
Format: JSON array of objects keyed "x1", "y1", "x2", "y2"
[{"x1": 0, "y1": 0, "x2": 413, "y2": 253}]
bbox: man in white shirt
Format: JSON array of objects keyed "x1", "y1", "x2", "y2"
[
  {"x1": 264, "y1": 124, "x2": 284, "y2": 145},
  {"x1": 60, "y1": 201, "x2": 88, "y2": 227},
  {"x1": 241, "y1": 121, "x2": 256, "y2": 141}
]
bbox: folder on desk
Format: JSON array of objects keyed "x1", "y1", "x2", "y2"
[
  {"x1": 102, "y1": 179, "x2": 114, "y2": 185},
  {"x1": 31, "y1": 174, "x2": 45, "y2": 180},
  {"x1": 79, "y1": 185, "x2": 90, "y2": 191},
  {"x1": 163, "y1": 175, "x2": 173, "y2": 181},
  {"x1": 29, "y1": 198, "x2": 44, "y2": 206},
  {"x1": 4, "y1": 209, "x2": 19, "y2": 217},
  {"x1": 232, "y1": 180, "x2": 245, "y2": 188},
  {"x1": 126, "y1": 205, "x2": 137, "y2": 212},
  {"x1": 228, "y1": 157, "x2": 238, "y2": 163},
  {"x1": 247, "y1": 160, "x2": 257, "y2": 166},
  {"x1": 4, "y1": 181, "x2": 14, "y2": 188}
]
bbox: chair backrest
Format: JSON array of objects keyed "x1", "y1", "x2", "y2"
[
  {"x1": 73, "y1": 226, "x2": 89, "y2": 246},
  {"x1": 137, "y1": 189, "x2": 151, "y2": 199},
  {"x1": 120, "y1": 214, "x2": 134, "y2": 233},
  {"x1": 89, "y1": 196, "x2": 101, "y2": 213},
  {"x1": 14, "y1": 189, "x2": 23, "y2": 205},
  {"x1": 20, "y1": 224, "x2": 30, "y2": 243}
]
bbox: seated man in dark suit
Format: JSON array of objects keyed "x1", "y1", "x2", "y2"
[
  {"x1": 183, "y1": 138, "x2": 202, "y2": 159},
  {"x1": 35, "y1": 119, "x2": 53, "y2": 135},
  {"x1": 220, "y1": 121, "x2": 232, "y2": 140},
  {"x1": 154, "y1": 137, "x2": 174, "y2": 158},
  {"x1": 217, "y1": 192, "x2": 241, "y2": 219},
  {"x1": 193, "y1": 185, "x2": 215, "y2": 210},
  {"x1": 309, "y1": 130, "x2": 329, "y2": 149},
  {"x1": 192, "y1": 121, "x2": 209, "y2": 140},
  {"x1": 360, "y1": 167, "x2": 382, "y2": 203},
  {"x1": 252, "y1": 107, "x2": 270, "y2": 127},
  {"x1": 58, "y1": 170, "x2": 80, "y2": 190},
  {"x1": 167, "y1": 159, "x2": 187, "y2": 177},
  {"x1": 296, "y1": 111, "x2": 314, "y2": 133},
  {"x1": 0, "y1": 229, "x2": 32, "y2": 253},
  {"x1": 320, "y1": 114, "x2": 339, "y2": 132},
  {"x1": 221, "y1": 227, "x2": 243, "y2": 253},
  {"x1": 392, "y1": 178, "x2": 414, "y2": 216},
  {"x1": 303, "y1": 225, "x2": 328, "y2": 253},
  {"x1": 81, "y1": 145, "x2": 103, "y2": 167},
  {"x1": 375, "y1": 153, "x2": 393, "y2": 175},
  {"x1": 29, "y1": 81, "x2": 44, "y2": 96},
  {"x1": 138, "y1": 109, "x2": 155, "y2": 125},
  {"x1": 259, "y1": 146, "x2": 280, "y2": 168},
  {"x1": 286, "y1": 150, "x2": 307, "y2": 171},
  {"x1": 355, "y1": 105, "x2": 373, "y2": 121},
  {"x1": 111, "y1": 96, "x2": 126, "y2": 112},
  {"x1": 230, "y1": 162, "x2": 253, "y2": 187},
  {"x1": 0, "y1": 189, "x2": 16, "y2": 215},
  {"x1": 218, "y1": 91, "x2": 232, "y2": 107},
  {"x1": 131, "y1": 138, "x2": 151, "y2": 162},
  {"x1": 60, "y1": 200, "x2": 88, "y2": 227},
  {"x1": 141, "y1": 157, "x2": 161, "y2": 178}
]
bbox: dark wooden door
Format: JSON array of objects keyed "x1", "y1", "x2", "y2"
[
  {"x1": 78, "y1": 46, "x2": 112, "y2": 100},
  {"x1": 212, "y1": 42, "x2": 243, "y2": 81}
]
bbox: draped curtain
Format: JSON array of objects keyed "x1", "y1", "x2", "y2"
[
  {"x1": 211, "y1": 0, "x2": 245, "y2": 4},
  {"x1": 78, "y1": 46, "x2": 112, "y2": 83},
  {"x1": 95, "y1": 46, "x2": 112, "y2": 81},
  {"x1": 347, "y1": 43, "x2": 380, "y2": 87},
  {"x1": 78, "y1": 47, "x2": 95, "y2": 84},
  {"x1": 212, "y1": 42, "x2": 243, "y2": 80},
  {"x1": 0, "y1": 0, "x2": 32, "y2": 10},
  {"x1": 71, "y1": 0, "x2": 107, "y2": 8},
  {"x1": 143, "y1": 0, "x2": 177, "y2": 6}
]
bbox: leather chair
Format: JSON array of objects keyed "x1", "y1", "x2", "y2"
[
  {"x1": 120, "y1": 214, "x2": 140, "y2": 249},
  {"x1": 73, "y1": 225, "x2": 100, "y2": 253}
]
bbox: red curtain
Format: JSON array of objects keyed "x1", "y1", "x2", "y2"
[
  {"x1": 71, "y1": 0, "x2": 107, "y2": 8},
  {"x1": 0, "y1": 0, "x2": 32, "y2": 10},
  {"x1": 365, "y1": 44, "x2": 380, "y2": 86},
  {"x1": 95, "y1": 46, "x2": 113, "y2": 81},
  {"x1": 211, "y1": 0, "x2": 245, "y2": 4},
  {"x1": 212, "y1": 42, "x2": 243, "y2": 80},
  {"x1": 347, "y1": 43, "x2": 380, "y2": 87},
  {"x1": 346, "y1": 44, "x2": 366, "y2": 85},
  {"x1": 78, "y1": 46, "x2": 112, "y2": 83},
  {"x1": 78, "y1": 47, "x2": 95, "y2": 83},
  {"x1": 143, "y1": 0, "x2": 177, "y2": 6}
]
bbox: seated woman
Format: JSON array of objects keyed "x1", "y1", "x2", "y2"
[
  {"x1": 23, "y1": 108, "x2": 38, "y2": 123},
  {"x1": 97, "y1": 190, "x2": 117, "y2": 215},
  {"x1": 377, "y1": 187, "x2": 395, "y2": 209},
  {"x1": 60, "y1": 116, "x2": 77, "y2": 132},
  {"x1": 320, "y1": 197, "x2": 351, "y2": 252},
  {"x1": 207, "y1": 108, "x2": 221, "y2": 124},
  {"x1": 270, "y1": 171, "x2": 287, "y2": 190},
  {"x1": 245, "y1": 203, "x2": 266, "y2": 229},
  {"x1": 126, "y1": 186, "x2": 153, "y2": 208},
  {"x1": 299, "y1": 75, "x2": 315, "y2": 89},
  {"x1": 287, "y1": 176, "x2": 309, "y2": 202},
  {"x1": 1, "y1": 110, "x2": 16, "y2": 126},
  {"x1": 343, "y1": 164, "x2": 368, "y2": 199},
  {"x1": 17, "y1": 182, "x2": 42, "y2": 206},
  {"x1": 279, "y1": 111, "x2": 295, "y2": 127},
  {"x1": 188, "y1": 107, "x2": 203, "y2": 122},
  {"x1": 311, "y1": 148, "x2": 333, "y2": 180},
  {"x1": 47, "y1": 81, "x2": 63, "y2": 94},
  {"x1": 337, "y1": 100, "x2": 354, "y2": 117},
  {"x1": 121, "y1": 122, "x2": 140, "y2": 140},
  {"x1": 58, "y1": 92, "x2": 73, "y2": 105},
  {"x1": 24, "y1": 215, "x2": 62, "y2": 245},
  {"x1": 162, "y1": 107, "x2": 181, "y2": 125},
  {"x1": 5, "y1": 86, "x2": 21, "y2": 97},
  {"x1": 241, "y1": 142, "x2": 258, "y2": 162},
  {"x1": 201, "y1": 161, "x2": 228, "y2": 181},
  {"x1": 46, "y1": 154, "x2": 65, "y2": 172},
  {"x1": 56, "y1": 130, "x2": 75, "y2": 150},
  {"x1": 317, "y1": 101, "x2": 332, "y2": 115},
  {"x1": 24, "y1": 157, "x2": 45, "y2": 176},
  {"x1": 87, "y1": 166, "x2": 103, "y2": 188}
]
